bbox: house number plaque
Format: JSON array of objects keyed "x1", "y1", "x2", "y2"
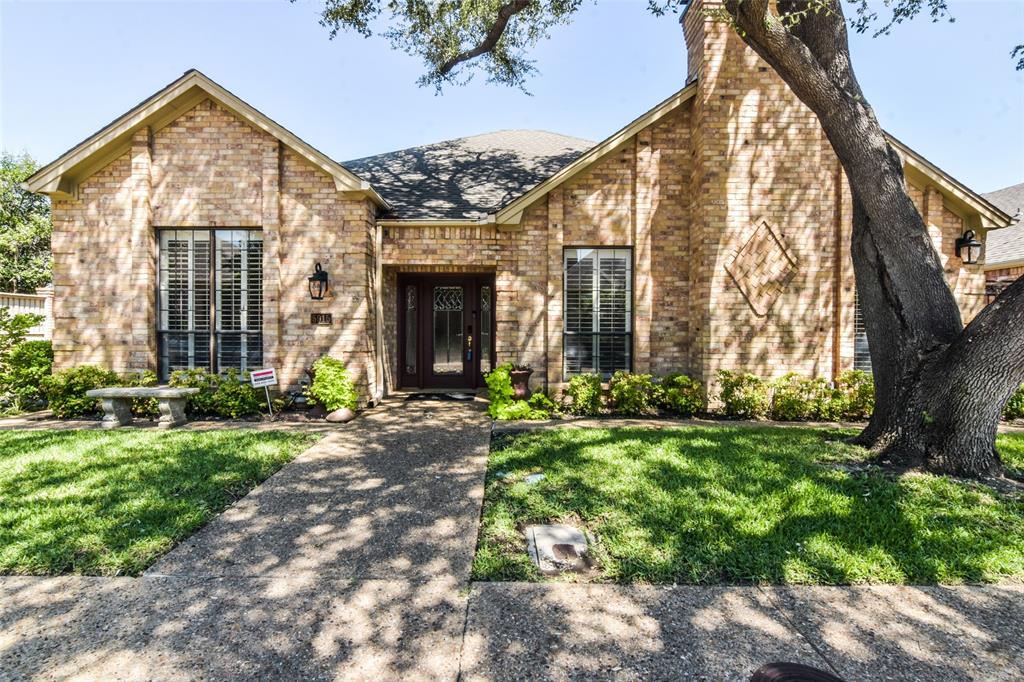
[{"x1": 311, "y1": 313, "x2": 333, "y2": 326}]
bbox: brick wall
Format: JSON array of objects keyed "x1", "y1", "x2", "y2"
[{"x1": 51, "y1": 99, "x2": 379, "y2": 401}]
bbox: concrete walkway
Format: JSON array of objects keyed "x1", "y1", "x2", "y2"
[{"x1": 2, "y1": 401, "x2": 1022, "y2": 680}]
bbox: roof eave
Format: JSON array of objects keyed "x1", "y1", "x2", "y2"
[
  {"x1": 492, "y1": 82, "x2": 699, "y2": 226},
  {"x1": 886, "y1": 134, "x2": 1012, "y2": 229}
]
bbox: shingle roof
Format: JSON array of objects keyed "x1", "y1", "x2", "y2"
[
  {"x1": 344, "y1": 130, "x2": 594, "y2": 220},
  {"x1": 983, "y1": 182, "x2": 1024, "y2": 268}
]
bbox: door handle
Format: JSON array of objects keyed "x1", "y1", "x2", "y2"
[{"x1": 466, "y1": 326, "x2": 473, "y2": 361}]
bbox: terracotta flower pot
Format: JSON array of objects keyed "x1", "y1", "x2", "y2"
[{"x1": 510, "y1": 369, "x2": 533, "y2": 400}]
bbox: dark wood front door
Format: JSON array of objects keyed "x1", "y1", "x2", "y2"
[{"x1": 398, "y1": 274, "x2": 496, "y2": 389}]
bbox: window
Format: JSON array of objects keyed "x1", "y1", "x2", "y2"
[
  {"x1": 564, "y1": 247, "x2": 632, "y2": 377},
  {"x1": 158, "y1": 229, "x2": 263, "y2": 379},
  {"x1": 853, "y1": 291, "x2": 871, "y2": 373}
]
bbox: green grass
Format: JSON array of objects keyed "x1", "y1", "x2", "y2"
[
  {"x1": 0, "y1": 429, "x2": 319, "y2": 576},
  {"x1": 473, "y1": 426, "x2": 1024, "y2": 585}
]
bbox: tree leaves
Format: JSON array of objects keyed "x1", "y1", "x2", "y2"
[{"x1": 0, "y1": 153, "x2": 51, "y2": 293}]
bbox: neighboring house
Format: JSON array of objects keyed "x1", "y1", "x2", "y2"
[
  {"x1": 982, "y1": 182, "x2": 1024, "y2": 301},
  {"x1": 24, "y1": 1, "x2": 1011, "y2": 403}
]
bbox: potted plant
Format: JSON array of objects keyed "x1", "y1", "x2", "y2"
[{"x1": 510, "y1": 363, "x2": 533, "y2": 400}]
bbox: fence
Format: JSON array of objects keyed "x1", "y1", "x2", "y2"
[{"x1": 0, "y1": 287, "x2": 54, "y2": 340}]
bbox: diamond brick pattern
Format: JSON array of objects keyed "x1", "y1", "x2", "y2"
[{"x1": 725, "y1": 220, "x2": 799, "y2": 317}]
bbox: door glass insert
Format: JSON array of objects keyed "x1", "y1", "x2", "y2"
[
  {"x1": 405, "y1": 284, "x2": 417, "y2": 374},
  {"x1": 480, "y1": 285, "x2": 491, "y2": 370},
  {"x1": 433, "y1": 286, "x2": 464, "y2": 375}
]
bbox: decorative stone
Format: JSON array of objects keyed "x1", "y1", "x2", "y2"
[
  {"x1": 526, "y1": 524, "x2": 593, "y2": 575},
  {"x1": 157, "y1": 398, "x2": 189, "y2": 429},
  {"x1": 326, "y1": 407, "x2": 356, "y2": 423},
  {"x1": 99, "y1": 398, "x2": 133, "y2": 428}
]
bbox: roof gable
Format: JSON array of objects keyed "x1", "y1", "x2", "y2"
[{"x1": 24, "y1": 70, "x2": 388, "y2": 209}]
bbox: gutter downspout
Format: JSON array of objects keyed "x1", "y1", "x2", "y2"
[{"x1": 373, "y1": 222, "x2": 385, "y2": 405}]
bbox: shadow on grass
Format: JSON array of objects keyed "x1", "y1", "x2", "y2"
[
  {"x1": 474, "y1": 426, "x2": 1024, "y2": 585},
  {"x1": 0, "y1": 429, "x2": 319, "y2": 576}
]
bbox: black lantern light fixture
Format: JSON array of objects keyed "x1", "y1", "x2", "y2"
[
  {"x1": 308, "y1": 262, "x2": 329, "y2": 300},
  {"x1": 955, "y1": 229, "x2": 982, "y2": 265}
]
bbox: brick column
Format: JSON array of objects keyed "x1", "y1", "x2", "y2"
[
  {"x1": 633, "y1": 129, "x2": 655, "y2": 374},
  {"x1": 129, "y1": 127, "x2": 156, "y2": 372},
  {"x1": 546, "y1": 187, "x2": 564, "y2": 389},
  {"x1": 261, "y1": 139, "x2": 283, "y2": 378}
]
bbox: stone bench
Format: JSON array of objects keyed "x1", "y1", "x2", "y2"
[{"x1": 85, "y1": 387, "x2": 200, "y2": 429}]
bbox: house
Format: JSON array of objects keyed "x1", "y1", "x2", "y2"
[
  {"x1": 24, "y1": 0, "x2": 1011, "y2": 404},
  {"x1": 982, "y1": 182, "x2": 1024, "y2": 301}
]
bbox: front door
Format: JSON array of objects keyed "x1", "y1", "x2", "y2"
[{"x1": 398, "y1": 274, "x2": 495, "y2": 389}]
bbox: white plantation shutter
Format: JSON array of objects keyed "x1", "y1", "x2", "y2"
[{"x1": 564, "y1": 248, "x2": 632, "y2": 376}]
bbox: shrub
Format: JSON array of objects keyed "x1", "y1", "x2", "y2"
[
  {"x1": 0, "y1": 308, "x2": 42, "y2": 363},
  {"x1": 41, "y1": 365, "x2": 120, "y2": 418},
  {"x1": 657, "y1": 373, "x2": 704, "y2": 417},
  {"x1": 769, "y1": 373, "x2": 831, "y2": 421},
  {"x1": 485, "y1": 364, "x2": 555, "y2": 420},
  {"x1": 609, "y1": 371, "x2": 657, "y2": 415},
  {"x1": 716, "y1": 370, "x2": 771, "y2": 420},
  {"x1": 169, "y1": 367, "x2": 264, "y2": 419},
  {"x1": 306, "y1": 357, "x2": 358, "y2": 412},
  {"x1": 1004, "y1": 384, "x2": 1024, "y2": 421},
  {"x1": 169, "y1": 368, "x2": 220, "y2": 416},
  {"x1": 211, "y1": 369, "x2": 264, "y2": 419},
  {"x1": 121, "y1": 370, "x2": 159, "y2": 418},
  {"x1": 563, "y1": 373, "x2": 603, "y2": 416},
  {"x1": 834, "y1": 370, "x2": 874, "y2": 421},
  {"x1": 485, "y1": 363, "x2": 515, "y2": 419},
  {"x1": 0, "y1": 340, "x2": 53, "y2": 410}
]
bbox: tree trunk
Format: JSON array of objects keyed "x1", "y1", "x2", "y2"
[{"x1": 723, "y1": 0, "x2": 1024, "y2": 478}]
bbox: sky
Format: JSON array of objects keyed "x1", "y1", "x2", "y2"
[{"x1": 1, "y1": 0, "x2": 1022, "y2": 193}]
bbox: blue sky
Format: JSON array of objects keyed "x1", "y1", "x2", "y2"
[{"x1": 1, "y1": 0, "x2": 1021, "y2": 192}]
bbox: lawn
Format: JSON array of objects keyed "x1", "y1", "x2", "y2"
[
  {"x1": 473, "y1": 426, "x2": 1024, "y2": 585},
  {"x1": 0, "y1": 429, "x2": 319, "y2": 576}
]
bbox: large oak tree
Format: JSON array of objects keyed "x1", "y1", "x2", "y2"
[{"x1": 308, "y1": 0, "x2": 1024, "y2": 479}]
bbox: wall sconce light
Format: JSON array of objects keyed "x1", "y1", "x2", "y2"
[
  {"x1": 955, "y1": 230, "x2": 982, "y2": 265},
  {"x1": 308, "y1": 262, "x2": 329, "y2": 300}
]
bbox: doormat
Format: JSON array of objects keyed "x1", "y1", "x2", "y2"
[{"x1": 404, "y1": 392, "x2": 477, "y2": 402}]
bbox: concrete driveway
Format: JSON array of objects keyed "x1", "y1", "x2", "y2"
[{"x1": 2, "y1": 399, "x2": 1022, "y2": 680}]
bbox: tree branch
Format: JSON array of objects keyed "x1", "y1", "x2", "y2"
[{"x1": 435, "y1": 0, "x2": 532, "y2": 77}]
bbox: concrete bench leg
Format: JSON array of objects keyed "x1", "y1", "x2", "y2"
[
  {"x1": 158, "y1": 397, "x2": 189, "y2": 429},
  {"x1": 100, "y1": 398, "x2": 133, "y2": 428}
]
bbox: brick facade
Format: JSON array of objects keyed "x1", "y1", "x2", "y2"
[{"x1": 46, "y1": 22, "x2": 992, "y2": 404}]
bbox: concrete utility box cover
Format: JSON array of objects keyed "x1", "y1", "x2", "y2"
[{"x1": 526, "y1": 524, "x2": 592, "y2": 575}]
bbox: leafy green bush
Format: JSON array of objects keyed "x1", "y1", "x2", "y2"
[
  {"x1": 169, "y1": 368, "x2": 220, "y2": 416},
  {"x1": 169, "y1": 367, "x2": 264, "y2": 419},
  {"x1": 657, "y1": 373, "x2": 704, "y2": 417},
  {"x1": 834, "y1": 370, "x2": 874, "y2": 421},
  {"x1": 609, "y1": 371, "x2": 657, "y2": 415},
  {"x1": 716, "y1": 370, "x2": 771, "y2": 420},
  {"x1": 306, "y1": 357, "x2": 358, "y2": 412},
  {"x1": 1004, "y1": 384, "x2": 1024, "y2": 421},
  {"x1": 563, "y1": 373, "x2": 603, "y2": 416},
  {"x1": 0, "y1": 308, "x2": 42, "y2": 363},
  {"x1": 41, "y1": 365, "x2": 120, "y2": 418},
  {"x1": 486, "y1": 364, "x2": 555, "y2": 420},
  {"x1": 0, "y1": 340, "x2": 52, "y2": 410},
  {"x1": 210, "y1": 369, "x2": 264, "y2": 419},
  {"x1": 121, "y1": 370, "x2": 159, "y2": 418},
  {"x1": 493, "y1": 393, "x2": 555, "y2": 420},
  {"x1": 485, "y1": 363, "x2": 515, "y2": 419},
  {"x1": 769, "y1": 373, "x2": 831, "y2": 421}
]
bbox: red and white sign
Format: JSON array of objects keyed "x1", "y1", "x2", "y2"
[{"x1": 250, "y1": 368, "x2": 278, "y2": 388}]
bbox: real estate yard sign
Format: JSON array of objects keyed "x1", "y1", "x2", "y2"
[{"x1": 250, "y1": 368, "x2": 277, "y2": 415}]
